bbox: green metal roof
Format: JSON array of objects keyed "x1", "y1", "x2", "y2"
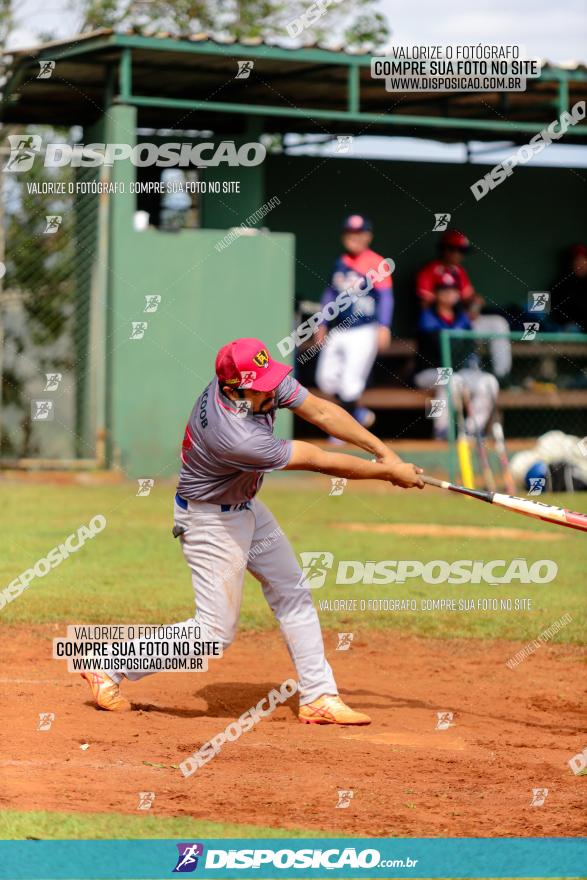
[{"x1": 2, "y1": 30, "x2": 587, "y2": 142}]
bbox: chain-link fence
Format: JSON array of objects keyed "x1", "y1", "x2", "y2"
[{"x1": 0, "y1": 128, "x2": 100, "y2": 466}]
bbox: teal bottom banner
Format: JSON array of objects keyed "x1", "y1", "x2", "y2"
[{"x1": 0, "y1": 838, "x2": 585, "y2": 879}]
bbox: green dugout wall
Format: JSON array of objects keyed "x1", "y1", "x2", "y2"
[
  {"x1": 109, "y1": 228, "x2": 294, "y2": 478},
  {"x1": 78, "y1": 106, "x2": 294, "y2": 477}
]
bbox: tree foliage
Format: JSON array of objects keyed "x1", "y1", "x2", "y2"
[
  {"x1": 0, "y1": 0, "x2": 391, "y2": 455},
  {"x1": 79, "y1": 0, "x2": 390, "y2": 52}
]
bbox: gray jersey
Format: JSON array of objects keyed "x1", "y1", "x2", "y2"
[{"x1": 177, "y1": 373, "x2": 308, "y2": 504}]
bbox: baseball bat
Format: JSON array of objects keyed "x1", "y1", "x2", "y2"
[
  {"x1": 422, "y1": 475, "x2": 587, "y2": 533},
  {"x1": 455, "y1": 390, "x2": 475, "y2": 489},
  {"x1": 462, "y1": 387, "x2": 495, "y2": 492},
  {"x1": 491, "y1": 421, "x2": 516, "y2": 495}
]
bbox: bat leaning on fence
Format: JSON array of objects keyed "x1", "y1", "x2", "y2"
[
  {"x1": 454, "y1": 390, "x2": 475, "y2": 489},
  {"x1": 462, "y1": 387, "x2": 495, "y2": 492},
  {"x1": 491, "y1": 421, "x2": 516, "y2": 495}
]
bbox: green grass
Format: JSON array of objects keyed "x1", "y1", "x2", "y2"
[
  {"x1": 1, "y1": 476, "x2": 585, "y2": 643},
  {"x1": 0, "y1": 809, "x2": 328, "y2": 840}
]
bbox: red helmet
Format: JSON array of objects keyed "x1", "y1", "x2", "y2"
[
  {"x1": 434, "y1": 269, "x2": 460, "y2": 291},
  {"x1": 440, "y1": 229, "x2": 471, "y2": 251}
]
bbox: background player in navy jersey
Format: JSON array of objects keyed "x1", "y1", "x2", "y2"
[
  {"x1": 315, "y1": 215, "x2": 393, "y2": 435},
  {"x1": 414, "y1": 272, "x2": 499, "y2": 440}
]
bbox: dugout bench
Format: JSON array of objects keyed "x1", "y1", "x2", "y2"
[{"x1": 301, "y1": 331, "x2": 587, "y2": 443}]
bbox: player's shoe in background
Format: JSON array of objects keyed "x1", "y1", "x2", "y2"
[
  {"x1": 81, "y1": 670, "x2": 131, "y2": 712},
  {"x1": 354, "y1": 407, "x2": 376, "y2": 429},
  {"x1": 299, "y1": 694, "x2": 371, "y2": 725}
]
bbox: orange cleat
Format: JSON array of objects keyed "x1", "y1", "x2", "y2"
[
  {"x1": 81, "y1": 670, "x2": 131, "y2": 712},
  {"x1": 299, "y1": 694, "x2": 371, "y2": 725}
]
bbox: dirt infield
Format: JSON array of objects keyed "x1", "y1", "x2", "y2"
[{"x1": 1, "y1": 626, "x2": 585, "y2": 837}]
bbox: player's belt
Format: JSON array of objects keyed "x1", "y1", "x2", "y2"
[
  {"x1": 175, "y1": 492, "x2": 188, "y2": 510},
  {"x1": 175, "y1": 492, "x2": 251, "y2": 514}
]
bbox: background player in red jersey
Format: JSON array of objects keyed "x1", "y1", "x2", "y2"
[{"x1": 416, "y1": 229, "x2": 512, "y2": 380}]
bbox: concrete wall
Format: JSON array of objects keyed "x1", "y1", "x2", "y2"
[{"x1": 97, "y1": 106, "x2": 295, "y2": 477}]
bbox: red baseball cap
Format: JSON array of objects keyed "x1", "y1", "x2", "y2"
[
  {"x1": 435, "y1": 270, "x2": 460, "y2": 291},
  {"x1": 441, "y1": 229, "x2": 471, "y2": 251},
  {"x1": 215, "y1": 338, "x2": 291, "y2": 392}
]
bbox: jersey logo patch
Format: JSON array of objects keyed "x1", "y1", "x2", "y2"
[{"x1": 253, "y1": 349, "x2": 269, "y2": 368}]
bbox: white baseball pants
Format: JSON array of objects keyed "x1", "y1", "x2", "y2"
[
  {"x1": 472, "y1": 315, "x2": 512, "y2": 378},
  {"x1": 111, "y1": 497, "x2": 337, "y2": 706},
  {"x1": 316, "y1": 323, "x2": 378, "y2": 402}
]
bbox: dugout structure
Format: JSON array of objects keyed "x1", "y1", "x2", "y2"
[{"x1": 1, "y1": 32, "x2": 586, "y2": 474}]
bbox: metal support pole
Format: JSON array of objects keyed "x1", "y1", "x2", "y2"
[
  {"x1": 348, "y1": 65, "x2": 360, "y2": 114},
  {"x1": 557, "y1": 76, "x2": 569, "y2": 116},
  {"x1": 440, "y1": 329, "x2": 456, "y2": 482},
  {"x1": 119, "y1": 48, "x2": 132, "y2": 101}
]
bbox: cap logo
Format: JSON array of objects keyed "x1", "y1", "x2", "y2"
[{"x1": 252, "y1": 349, "x2": 269, "y2": 368}]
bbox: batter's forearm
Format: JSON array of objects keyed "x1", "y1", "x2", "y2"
[
  {"x1": 285, "y1": 440, "x2": 424, "y2": 490},
  {"x1": 319, "y1": 453, "x2": 394, "y2": 481},
  {"x1": 287, "y1": 444, "x2": 390, "y2": 480},
  {"x1": 303, "y1": 397, "x2": 389, "y2": 459}
]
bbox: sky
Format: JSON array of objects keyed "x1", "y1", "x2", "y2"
[
  {"x1": 5, "y1": 0, "x2": 587, "y2": 166},
  {"x1": 6, "y1": 0, "x2": 587, "y2": 60},
  {"x1": 379, "y1": 0, "x2": 587, "y2": 64}
]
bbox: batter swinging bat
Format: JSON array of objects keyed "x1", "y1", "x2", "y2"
[{"x1": 422, "y1": 475, "x2": 587, "y2": 533}]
